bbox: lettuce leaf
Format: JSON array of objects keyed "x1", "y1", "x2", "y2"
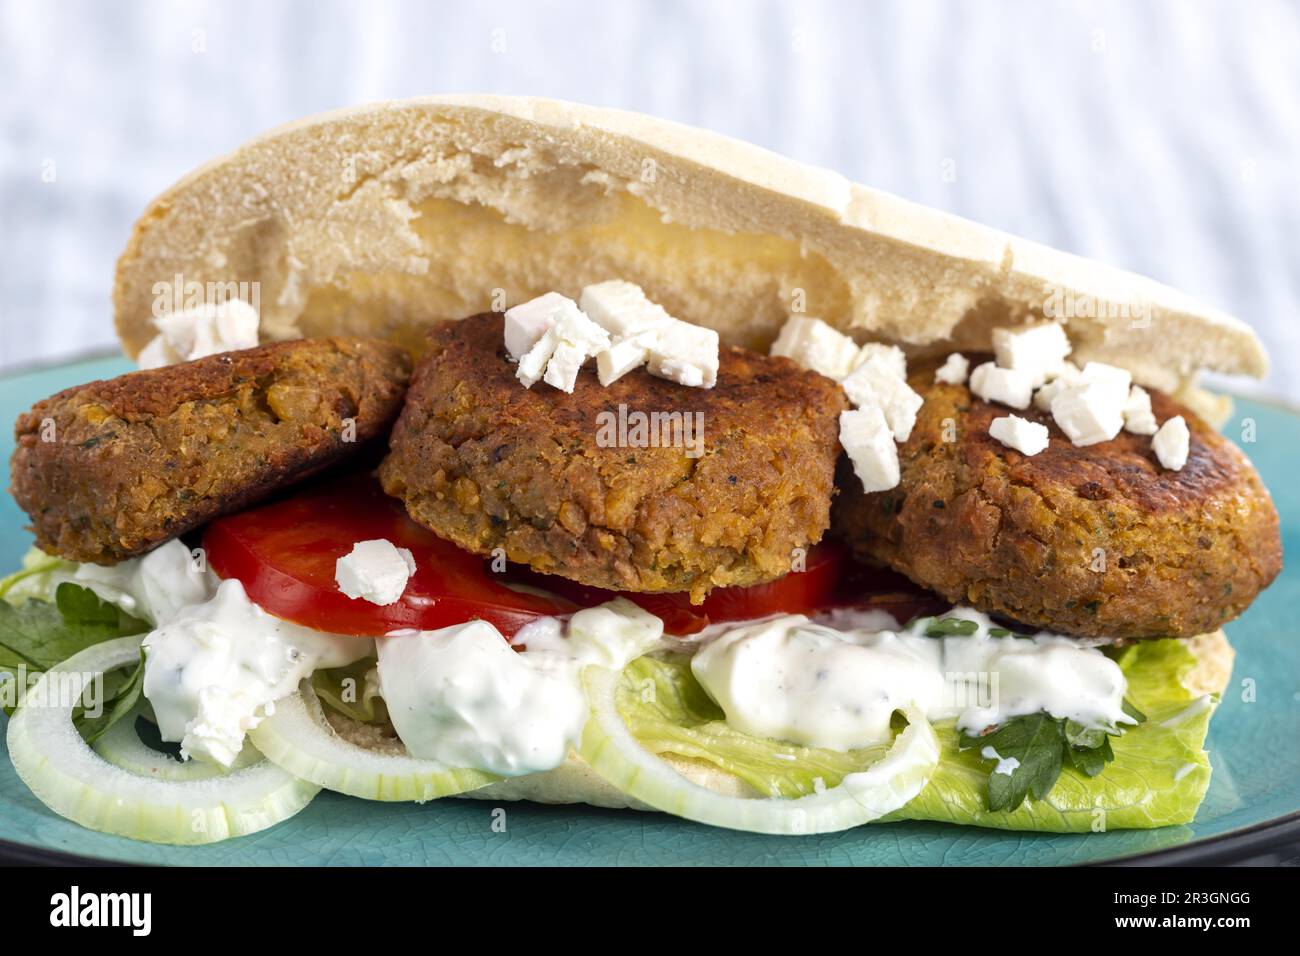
[
  {"x1": 619, "y1": 654, "x2": 889, "y2": 798},
  {"x1": 617, "y1": 640, "x2": 1217, "y2": 831},
  {"x1": 0, "y1": 548, "x2": 76, "y2": 606},
  {"x1": 312, "y1": 658, "x2": 388, "y2": 725},
  {"x1": 0, "y1": 582, "x2": 150, "y2": 742}
]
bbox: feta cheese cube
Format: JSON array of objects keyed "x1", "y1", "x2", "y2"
[
  {"x1": 596, "y1": 331, "x2": 655, "y2": 386},
  {"x1": 336, "y1": 539, "x2": 417, "y2": 606},
  {"x1": 992, "y1": 321, "x2": 1072, "y2": 387},
  {"x1": 934, "y1": 352, "x2": 970, "y2": 385},
  {"x1": 513, "y1": 298, "x2": 610, "y2": 391},
  {"x1": 1122, "y1": 385, "x2": 1159, "y2": 435},
  {"x1": 1080, "y1": 361, "x2": 1133, "y2": 393},
  {"x1": 646, "y1": 319, "x2": 719, "y2": 388},
  {"x1": 516, "y1": 326, "x2": 559, "y2": 387},
  {"x1": 969, "y1": 362, "x2": 1034, "y2": 410},
  {"x1": 504, "y1": 292, "x2": 574, "y2": 359},
  {"x1": 841, "y1": 355, "x2": 924, "y2": 442},
  {"x1": 1152, "y1": 415, "x2": 1190, "y2": 470},
  {"x1": 1032, "y1": 361, "x2": 1082, "y2": 411},
  {"x1": 769, "y1": 316, "x2": 860, "y2": 381},
  {"x1": 1049, "y1": 381, "x2": 1125, "y2": 446},
  {"x1": 988, "y1": 414, "x2": 1050, "y2": 456},
  {"x1": 542, "y1": 339, "x2": 589, "y2": 393},
  {"x1": 852, "y1": 342, "x2": 908, "y2": 381},
  {"x1": 839, "y1": 407, "x2": 900, "y2": 492},
  {"x1": 579, "y1": 280, "x2": 673, "y2": 337}
]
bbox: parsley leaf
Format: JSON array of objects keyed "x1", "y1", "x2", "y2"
[
  {"x1": 961, "y1": 713, "x2": 1065, "y2": 811},
  {"x1": 0, "y1": 584, "x2": 149, "y2": 731},
  {"x1": 75, "y1": 647, "x2": 147, "y2": 744},
  {"x1": 962, "y1": 707, "x2": 1139, "y2": 811},
  {"x1": 923, "y1": 617, "x2": 980, "y2": 638}
]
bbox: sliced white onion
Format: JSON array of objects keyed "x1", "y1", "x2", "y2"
[
  {"x1": 92, "y1": 704, "x2": 262, "y2": 781},
  {"x1": 7, "y1": 637, "x2": 319, "y2": 845},
  {"x1": 578, "y1": 664, "x2": 940, "y2": 834},
  {"x1": 249, "y1": 681, "x2": 500, "y2": 802}
]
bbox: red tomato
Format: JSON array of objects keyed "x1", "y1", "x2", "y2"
[
  {"x1": 203, "y1": 471, "x2": 575, "y2": 637},
  {"x1": 204, "y1": 469, "x2": 943, "y2": 640}
]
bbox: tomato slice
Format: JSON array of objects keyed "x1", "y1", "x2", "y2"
[
  {"x1": 204, "y1": 468, "x2": 944, "y2": 640},
  {"x1": 203, "y1": 471, "x2": 575, "y2": 637}
]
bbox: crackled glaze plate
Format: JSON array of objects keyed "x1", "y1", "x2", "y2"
[{"x1": 0, "y1": 355, "x2": 1296, "y2": 866}]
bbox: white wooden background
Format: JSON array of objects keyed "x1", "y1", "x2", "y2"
[{"x1": 2, "y1": 0, "x2": 1297, "y2": 398}]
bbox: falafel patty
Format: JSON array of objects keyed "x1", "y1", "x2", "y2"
[
  {"x1": 833, "y1": 355, "x2": 1281, "y2": 639},
  {"x1": 380, "y1": 314, "x2": 847, "y2": 602},
  {"x1": 12, "y1": 337, "x2": 411, "y2": 564}
]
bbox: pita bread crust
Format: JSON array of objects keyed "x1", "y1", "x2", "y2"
[{"x1": 114, "y1": 96, "x2": 1266, "y2": 392}]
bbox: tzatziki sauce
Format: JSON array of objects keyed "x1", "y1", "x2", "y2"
[
  {"x1": 376, "y1": 598, "x2": 664, "y2": 776},
  {"x1": 690, "y1": 607, "x2": 1133, "y2": 751}
]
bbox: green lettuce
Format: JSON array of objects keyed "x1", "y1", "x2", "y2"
[
  {"x1": 312, "y1": 658, "x2": 388, "y2": 725},
  {"x1": 0, "y1": 548, "x2": 76, "y2": 606},
  {"x1": 616, "y1": 640, "x2": 1217, "y2": 832},
  {"x1": 0, "y1": 581, "x2": 150, "y2": 742},
  {"x1": 621, "y1": 654, "x2": 889, "y2": 798}
]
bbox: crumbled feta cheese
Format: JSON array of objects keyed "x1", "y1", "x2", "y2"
[
  {"x1": 769, "y1": 316, "x2": 860, "y2": 381},
  {"x1": 841, "y1": 356, "x2": 924, "y2": 442},
  {"x1": 138, "y1": 299, "x2": 260, "y2": 369},
  {"x1": 1153, "y1": 415, "x2": 1190, "y2": 470},
  {"x1": 335, "y1": 539, "x2": 417, "y2": 606},
  {"x1": 579, "y1": 280, "x2": 673, "y2": 338},
  {"x1": 596, "y1": 330, "x2": 655, "y2": 386},
  {"x1": 512, "y1": 297, "x2": 611, "y2": 392},
  {"x1": 853, "y1": 342, "x2": 907, "y2": 381},
  {"x1": 579, "y1": 281, "x2": 717, "y2": 390},
  {"x1": 1049, "y1": 381, "x2": 1125, "y2": 446},
  {"x1": 992, "y1": 322, "x2": 1071, "y2": 387},
  {"x1": 988, "y1": 414, "x2": 1050, "y2": 456},
  {"x1": 516, "y1": 325, "x2": 559, "y2": 387},
  {"x1": 542, "y1": 339, "x2": 589, "y2": 393},
  {"x1": 1032, "y1": 361, "x2": 1082, "y2": 411},
  {"x1": 1080, "y1": 361, "x2": 1133, "y2": 393},
  {"x1": 934, "y1": 352, "x2": 970, "y2": 385},
  {"x1": 504, "y1": 291, "x2": 572, "y2": 359},
  {"x1": 646, "y1": 319, "x2": 719, "y2": 388},
  {"x1": 1123, "y1": 385, "x2": 1159, "y2": 435},
  {"x1": 839, "y1": 407, "x2": 900, "y2": 492},
  {"x1": 969, "y1": 362, "x2": 1034, "y2": 410}
]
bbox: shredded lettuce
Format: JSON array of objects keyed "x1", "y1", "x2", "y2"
[
  {"x1": 616, "y1": 640, "x2": 1217, "y2": 831},
  {"x1": 312, "y1": 658, "x2": 388, "y2": 725}
]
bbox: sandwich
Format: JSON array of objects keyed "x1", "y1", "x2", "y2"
[{"x1": 1, "y1": 95, "x2": 1281, "y2": 844}]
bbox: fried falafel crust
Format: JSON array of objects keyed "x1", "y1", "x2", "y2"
[
  {"x1": 833, "y1": 356, "x2": 1281, "y2": 639},
  {"x1": 11, "y1": 338, "x2": 411, "y2": 565},
  {"x1": 380, "y1": 314, "x2": 847, "y2": 602}
]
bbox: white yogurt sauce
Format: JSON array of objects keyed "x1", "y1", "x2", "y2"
[
  {"x1": 376, "y1": 598, "x2": 664, "y2": 776},
  {"x1": 71, "y1": 538, "x2": 213, "y2": 626},
  {"x1": 141, "y1": 578, "x2": 371, "y2": 766},
  {"x1": 690, "y1": 607, "x2": 1133, "y2": 751}
]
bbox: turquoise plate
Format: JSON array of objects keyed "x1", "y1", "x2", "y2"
[{"x1": 0, "y1": 356, "x2": 1295, "y2": 866}]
